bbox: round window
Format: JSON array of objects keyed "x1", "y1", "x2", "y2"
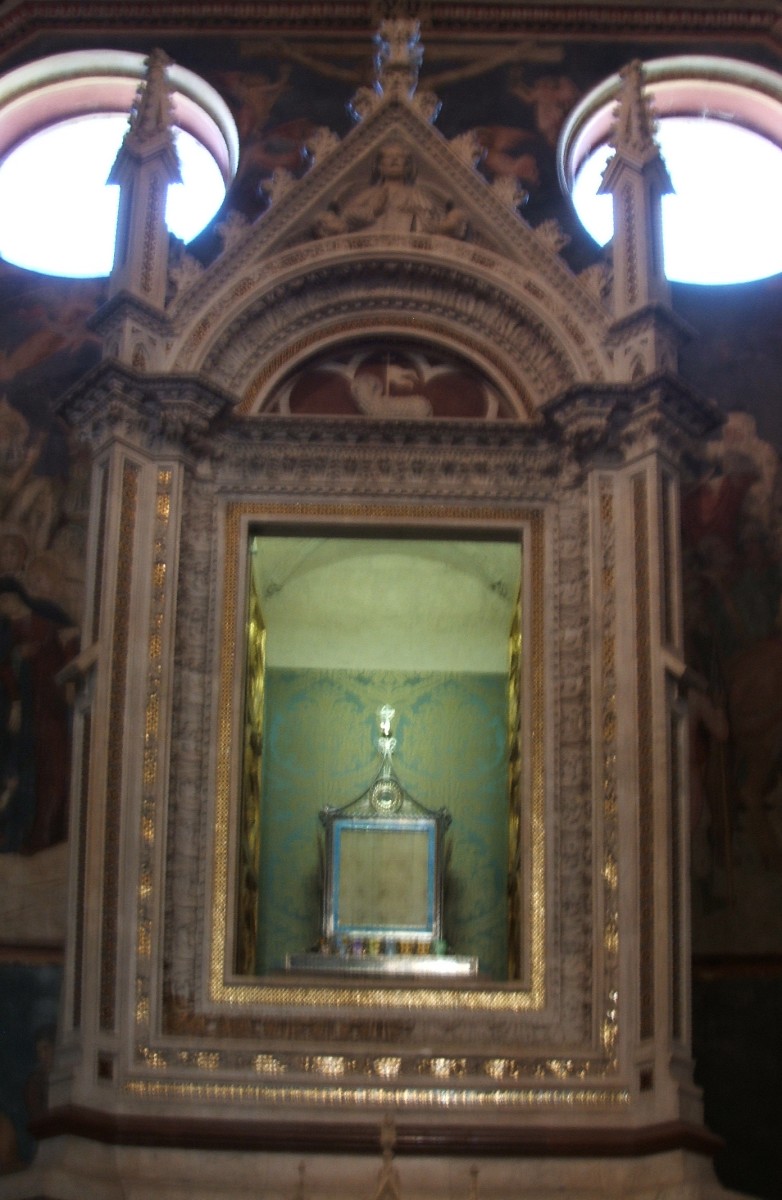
[
  {"x1": 0, "y1": 50, "x2": 239, "y2": 278},
  {"x1": 559, "y1": 57, "x2": 782, "y2": 285}
]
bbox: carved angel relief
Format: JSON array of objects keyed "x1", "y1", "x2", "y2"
[{"x1": 313, "y1": 142, "x2": 468, "y2": 239}]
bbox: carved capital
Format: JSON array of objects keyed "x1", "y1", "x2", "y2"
[
  {"x1": 617, "y1": 376, "x2": 723, "y2": 466},
  {"x1": 543, "y1": 386, "x2": 626, "y2": 471},
  {"x1": 545, "y1": 375, "x2": 721, "y2": 472},
  {"x1": 59, "y1": 362, "x2": 235, "y2": 459}
]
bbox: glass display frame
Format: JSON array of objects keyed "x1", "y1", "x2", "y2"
[{"x1": 329, "y1": 815, "x2": 437, "y2": 943}]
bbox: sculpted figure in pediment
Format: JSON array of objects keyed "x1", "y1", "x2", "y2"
[{"x1": 313, "y1": 142, "x2": 468, "y2": 239}]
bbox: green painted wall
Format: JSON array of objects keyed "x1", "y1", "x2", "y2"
[{"x1": 258, "y1": 667, "x2": 510, "y2": 979}]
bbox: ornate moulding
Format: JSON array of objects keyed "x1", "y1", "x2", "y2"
[
  {"x1": 36, "y1": 32, "x2": 724, "y2": 1190},
  {"x1": 1, "y1": 2, "x2": 776, "y2": 62},
  {"x1": 159, "y1": 96, "x2": 612, "y2": 414},
  {"x1": 200, "y1": 256, "x2": 589, "y2": 418},
  {"x1": 149, "y1": 463, "x2": 607, "y2": 1101},
  {"x1": 49, "y1": 331, "x2": 722, "y2": 1138}
]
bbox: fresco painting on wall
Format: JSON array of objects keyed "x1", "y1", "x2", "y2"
[
  {"x1": 0, "y1": 962, "x2": 61, "y2": 1175},
  {"x1": 683, "y1": 409, "x2": 782, "y2": 954},
  {"x1": 202, "y1": 38, "x2": 595, "y2": 257},
  {"x1": 672, "y1": 278, "x2": 782, "y2": 957},
  {"x1": 0, "y1": 266, "x2": 100, "y2": 860},
  {"x1": 0, "y1": 265, "x2": 97, "y2": 1174}
]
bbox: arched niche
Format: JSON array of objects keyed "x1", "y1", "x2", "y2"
[
  {"x1": 254, "y1": 339, "x2": 514, "y2": 420},
  {"x1": 237, "y1": 525, "x2": 524, "y2": 982},
  {"x1": 225, "y1": 336, "x2": 538, "y2": 985}
]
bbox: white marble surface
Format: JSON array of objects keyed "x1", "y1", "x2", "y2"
[
  {"x1": 0, "y1": 1142, "x2": 748, "y2": 1200},
  {"x1": 0, "y1": 843, "x2": 68, "y2": 945},
  {"x1": 285, "y1": 952, "x2": 479, "y2": 977}
]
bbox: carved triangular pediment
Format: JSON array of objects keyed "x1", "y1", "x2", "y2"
[
  {"x1": 164, "y1": 23, "x2": 614, "y2": 417},
  {"x1": 171, "y1": 93, "x2": 599, "y2": 310},
  {"x1": 253, "y1": 100, "x2": 518, "y2": 257}
]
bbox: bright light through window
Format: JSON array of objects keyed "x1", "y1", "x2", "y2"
[
  {"x1": 572, "y1": 116, "x2": 782, "y2": 285},
  {"x1": 0, "y1": 112, "x2": 226, "y2": 278}
]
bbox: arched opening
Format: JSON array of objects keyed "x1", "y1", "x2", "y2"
[{"x1": 239, "y1": 528, "x2": 523, "y2": 983}]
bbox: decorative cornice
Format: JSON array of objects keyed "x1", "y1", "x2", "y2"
[
  {"x1": 31, "y1": 1106, "x2": 723, "y2": 1160},
  {"x1": 0, "y1": 3, "x2": 778, "y2": 61},
  {"x1": 425, "y1": 4, "x2": 778, "y2": 40},
  {"x1": 212, "y1": 412, "x2": 566, "y2": 501},
  {"x1": 544, "y1": 373, "x2": 723, "y2": 470},
  {"x1": 225, "y1": 411, "x2": 550, "y2": 448},
  {"x1": 90, "y1": 290, "x2": 174, "y2": 340},
  {"x1": 200, "y1": 258, "x2": 581, "y2": 411},
  {"x1": 58, "y1": 360, "x2": 720, "y2": 479},
  {"x1": 58, "y1": 360, "x2": 236, "y2": 455}
]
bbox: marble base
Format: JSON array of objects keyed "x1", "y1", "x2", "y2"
[
  {"x1": 0, "y1": 1140, "x2": 748, "y2": 1200},
  {"x1": 286, "y1": 952, "x2": 478, "y2": 977}
]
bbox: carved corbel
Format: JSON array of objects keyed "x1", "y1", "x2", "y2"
[
  {"x1": 544, "y1": 387, "x2": 629, "y2": 474},
  {"x1": 616, "y1": 377, "x2": 722, "y2": 468},
  {"x1": 60, "y1": 363, "x2": 235, "y2": 463},
  {"x1": 144, "y1": 383, "x2": 234, "y2": 464},
  {"x1": 58, "y1": 370, "x2": 149, "y2": 452}
]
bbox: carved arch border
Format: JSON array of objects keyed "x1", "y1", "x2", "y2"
[
  {"x1": 207, "y1": 500, "x2": 546, "y2": 1017},
  {"x1": 238, "y1": 312, "x2": 531, "y2": 420},
  {"x1": 173, "y1": 247, "x2": 610, "y2": 418}
]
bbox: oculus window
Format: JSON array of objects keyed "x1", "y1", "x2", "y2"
[
  {"x1": 559, "y1": 56, "x2": 782, "y2": 285},
  {"x1": 0, "y1": 50, "x2": 238, "y2": 278}
]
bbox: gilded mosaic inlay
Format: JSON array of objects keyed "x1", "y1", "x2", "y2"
[
  {"x1": 598, "y1": 477, "x2": 619, "y2": 1063},
  {"x1": 134, "y1": 468, "x2": 174, "y2": 1052},
  {"x1": 506, "y1": 591, "x2": 522, "y2": 979},
  {"x1": 125, "y1": 1079, "x2": 629, "y2": 1111},
  {"x1": 236, "y1": 572, "x2": 265, "y2": 975},
  {"x1": 210, "y1": 501, "x2": 545, "y2": 1014},
  {"x1": 99, "y1": 459, "x2": 139, "y2": 1031},
  {"x1": 633, "y1": 473, "x2": 655, "y2": 1042}
]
